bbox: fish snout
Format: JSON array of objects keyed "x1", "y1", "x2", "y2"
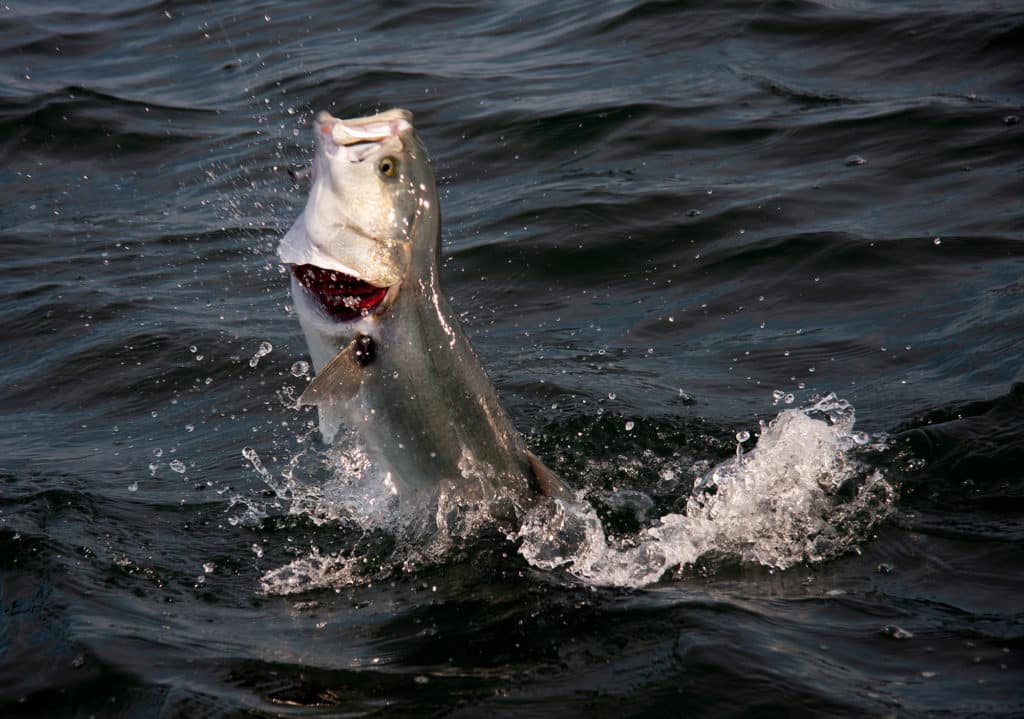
[{"x1": 314, "y1": 109, "x2": 414, "y2": 155}]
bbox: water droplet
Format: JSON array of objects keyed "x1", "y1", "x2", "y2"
[
  {"x1": 189, "y1": 345, "x2": 197, "y2": 353},
  {"x1": 933, "y1": 237, "x2": 941, "y2": 246},
  {"x1": 784, "y1": 393, "x2": 795, "y2": 404},
  {"x1": 249, "y1": 341, "x2": 273, "y2": 367},
  {"x1": 152, "y1": 447, "x2": 163, "y2": 457},
  {"x1": 169, "y1": 459, "x2": 186, "y2": 474},
  {"x1": 845, "y1": 154, "x2": 867, "y2": 166},
  {"x1": 624, "y1": 420, "x2": 635, "y2": 431},
  {"x1": 608, "y1": 392, "x2": 616, "y2": 400},
  {"x1": 290, "y1": 360, "x2": 310, "y2": 377},
  {"x1": 185, "y1": 424, "x2": 195, "y2": 433},
  {"x1": 736, "y1": 430, "x2": 751, "y2": 443},
  {"x1": 128, "y1": 481, "x2": 138, "y2": 492},
  {"x1": 881, "y1": 625, "x2": 914, "y2": 640},
  {"x1": 771, "y1": 389, "x2": 785, "y2": 402},
  {"x1": 251, "y1": 544, "x2": 264, "y2": 558},
  {"x1": 852, "y1": 431, "x2": 870, "y2": 445}
]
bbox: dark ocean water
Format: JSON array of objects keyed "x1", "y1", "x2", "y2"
[{"x1": 2, "y1": 1, "x2": 1023, "y2": 716}]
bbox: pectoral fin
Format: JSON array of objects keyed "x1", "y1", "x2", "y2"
[
  {"x1": 525, "y1": 451, "x2": 573, "y2": 500},
  {"x1": 298, "y1": 339, "x2": 364, "y2": 407}
]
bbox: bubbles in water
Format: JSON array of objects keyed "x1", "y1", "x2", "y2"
[
  {"x1": 736, "y1": 430, "x2": 751, "y2": 443},
  {"x1": 249, "y1": 341, "x2": 273, "y2": 367},
  {"x1": 290, "y1": 360, "x2": 310, "y2": 377},
  {"x1": 624, "y1": 420, "x2": 635, "y2": 432},
  {"x1": 933, "y1": 237, "x2": 942, "y2": 246},
  {"x1": 128, "y1": 481, "x2": 138, "y2": 492},
  {"x1": 169, "y1": 459, "x2": 186, "y2": 474}
]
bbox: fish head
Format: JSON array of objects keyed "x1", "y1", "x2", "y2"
[{"x1": 279, "y1": 108, "x2": 438, "y2": 327}]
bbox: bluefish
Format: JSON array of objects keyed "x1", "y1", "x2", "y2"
[{"x1": 279, "y1": 108, "x2": 569, "y2": 520}]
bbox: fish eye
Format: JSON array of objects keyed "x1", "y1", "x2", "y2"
[{"x1": 377, "y1": 156, "x2": 398, "y2": 178}]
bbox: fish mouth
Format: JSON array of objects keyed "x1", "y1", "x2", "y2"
[
  {"x1": 293, "y1": 264, "x2": 389, "y2": 322},
  {"x1": 315, "y1": 109, "x2": 413, "y2": 160}
]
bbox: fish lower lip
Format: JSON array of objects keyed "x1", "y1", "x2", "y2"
[{"x1": 293, "y1": 264, "x2": 388, "y2": 321}]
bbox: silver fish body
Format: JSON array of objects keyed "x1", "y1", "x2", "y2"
[{"x1": 279, "y1": 109, "x2": 568, "y2": 521}]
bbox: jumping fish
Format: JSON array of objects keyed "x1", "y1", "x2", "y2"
[{"x1": 279, "y1": 108, "x2": 570, "y2": 520}]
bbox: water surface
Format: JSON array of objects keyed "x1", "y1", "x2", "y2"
[{"x1": 1, "y1": 1, "x2": 1022, "y2": 716}]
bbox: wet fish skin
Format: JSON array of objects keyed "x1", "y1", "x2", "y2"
[{"x1": 279, "y1": 109, "x2": 569, "y2": 522}]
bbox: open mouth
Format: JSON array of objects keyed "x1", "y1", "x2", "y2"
[{"x1": 293, "y1": 264, "x2": 388, "y2": 321}]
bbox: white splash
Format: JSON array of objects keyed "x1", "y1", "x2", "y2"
[
  {"x1": 256, "y1": 392, "x2": 893, "y2": 594},
  {"x1": 257, "y1": 433, "x2": 503, "y2": 595},
  {"x1": 516, "y1": 393, "x2": 894, "y2": 588}
]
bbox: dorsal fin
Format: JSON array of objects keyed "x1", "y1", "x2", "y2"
[{"x1": 525, "y1": 451, "x2": 573, "y2": 500}]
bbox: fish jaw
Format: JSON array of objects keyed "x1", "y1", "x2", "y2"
[
  {"x1": 278, "y1": 108, "x2": 428, "y2": 318},
  {"x1": 279, "y1": 108, "x2": 438, "y2": 355},
  {"x1": 291, "y1": 263, "x2": 392, "y2": 323}
]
